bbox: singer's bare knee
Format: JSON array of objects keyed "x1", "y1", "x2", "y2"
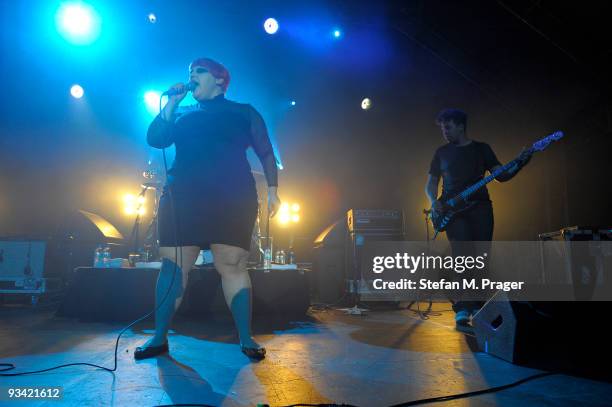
[
  {"x1": 211, "y1": 244, "x2": 249, "y2": 276},
  {"x1": 159, "y1": 246, "x2": 200, "y2": 268}
]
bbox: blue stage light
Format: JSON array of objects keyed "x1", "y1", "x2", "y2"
[
  {"x1": 56, "y1": 2, "x2": 101, "y2": 45},
  {"x1": 290, "y1": 100, "x2": 296, "y2": 106},
  {"x1": 144, "y1": 90, "x2": 163, "y2": 115},
  {"x1": 264, "y1": 18, "x2": 279, "y2": 34},
  {"x1": 148, "y1": 13, "x2": 157, "y2": 24},
  {"x1": 333, "y1": 29, "x2": 342, "y2": 39},
  {"x1": 70, "y1": 84, "x2": 84, "y2": 99}
]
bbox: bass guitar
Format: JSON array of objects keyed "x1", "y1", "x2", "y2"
[{"x1": 429, "y1": 131, "x2": 564, "y2": 239}]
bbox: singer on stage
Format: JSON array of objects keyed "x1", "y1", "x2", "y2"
[{"x1": 135, "y1": 57, "x2": 280, "y2": 360}]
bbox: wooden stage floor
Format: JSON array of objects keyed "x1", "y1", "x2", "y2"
[{"x1": 1, "y1": 302, "x2": 611, "y2": 406}]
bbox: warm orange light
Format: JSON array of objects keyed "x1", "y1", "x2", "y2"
[
  {"x1": 277, "y1": 201, "x2": 301, "y2": 226},
  {"x1": 123, "y1": 193, "x2": 146, "y2": 216},
  {"x1": 279, "y1": 212, "x2": 291, "y2": 225}
]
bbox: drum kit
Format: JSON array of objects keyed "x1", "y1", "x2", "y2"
[{"x1": 127, "y1": 169, "x2": 163, "y2": 262}]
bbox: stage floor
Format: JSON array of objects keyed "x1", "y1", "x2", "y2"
[{"x1": 0, "y1": 303, "x2": 610, "y2": 406}]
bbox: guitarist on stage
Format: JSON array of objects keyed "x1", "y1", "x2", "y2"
[{"x1": 425, "y1": 108, "x2": 531, "y2": 330}]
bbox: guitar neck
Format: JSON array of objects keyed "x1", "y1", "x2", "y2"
[
  {"x1": 448, "y1": 158, "x2": 520, "y2": 206},
  {"x1": 443, "y1": 130, "x2": 562, "y2": 207}
]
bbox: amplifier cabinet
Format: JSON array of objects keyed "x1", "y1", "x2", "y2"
[
  {"x1": 347, "y1": 209, "x2": 404, "y2": 233},
  {"x1": 346, "y1": 231, "x2": 404, "y2": 299},
  {"x1": 0, "y1": 239, "x2": 47, "y2": 294}
]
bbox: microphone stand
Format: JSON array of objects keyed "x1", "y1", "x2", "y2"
[
  {"x1": 141, "y1": 183, "x2": 161, "y2": 261},
  {"x1": 410, "y1": 208, "x2": 434, "y2": 318},
  {"x1": 265, "y1": 203, "x2": 271, "y2": 269},
  {"x1": 128, "y1": 185, "x2": 149, "y2": 255}
]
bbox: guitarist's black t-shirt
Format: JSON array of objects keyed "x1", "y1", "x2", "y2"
[{"x1": 429, "y1": 141, "x2": 501, "y2": 201}]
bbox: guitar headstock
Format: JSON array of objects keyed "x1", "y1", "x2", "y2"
[{"x1": 531, "y1": 131, "x2": 564, "y2": 152}]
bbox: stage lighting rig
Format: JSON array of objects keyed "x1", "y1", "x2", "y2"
[{"x1": 278, "y1": 202, "x2": 301, "y2": 226}]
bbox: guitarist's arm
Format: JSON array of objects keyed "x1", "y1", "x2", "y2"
[
  {"x1": 492, "y1": 164, "x2": 515, "y2": 182},
  {"x1": 425, "y1": 175, "x2": 443, "y2": 211},
  {"x1": 493, "y1": 148, "x2": 533, "y2": 182}
]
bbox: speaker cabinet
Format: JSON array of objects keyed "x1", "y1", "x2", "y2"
[{"x1": 473, "y1": 291, "x2": 610, "y2": 378}]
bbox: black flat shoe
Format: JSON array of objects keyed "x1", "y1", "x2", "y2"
[
  {"x1": 241, "y1": 346, "x2": 266, "y2": 360},
  {"x1": 134, "y1": 342, "x2": 169, "y2": 360}
]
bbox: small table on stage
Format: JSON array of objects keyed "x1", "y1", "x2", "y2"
[
  {"x1": 58, "y1": 266, "x2": 310, "y2": 322},
  {"x1": 58, "y1": 267, "x2": 159, "y2": 321}
]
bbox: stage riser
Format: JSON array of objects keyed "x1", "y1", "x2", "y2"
[{"x1": 58, "y1": 267, "x2": 310, "y2": 322}]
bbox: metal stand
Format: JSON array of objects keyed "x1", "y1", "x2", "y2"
[
  {"x1": 342, "y1": 231, "x2": 369, "y2": 315},
  {"x1": 411, "y1": 208, "x2": 434, "y2": 319},
  {"x1": 127, "y1": 182, "x2": 161, "y2": 260},
  {"x1": 141, "y1": 182, "x2": 161, "y2": 261},
  {"x1": 127, "y1": 185, "x2": 148, "y2": 254}
]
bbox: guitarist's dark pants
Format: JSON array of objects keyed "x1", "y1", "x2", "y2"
[{"x1": 445, "y1": 200, "x2": 493, "y2": 314}]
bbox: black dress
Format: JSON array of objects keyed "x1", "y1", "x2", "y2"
[{"x1": 147, "y1": 94, "x2": 277, "y2": 251}]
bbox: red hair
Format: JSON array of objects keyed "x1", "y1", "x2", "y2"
[{"x1": 189, "y1": 57, "x2": 231, "y2": 92}]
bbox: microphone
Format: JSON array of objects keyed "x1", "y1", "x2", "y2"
[{"x1": 162, "y1": 82, "x2": 197, "y2": 96}]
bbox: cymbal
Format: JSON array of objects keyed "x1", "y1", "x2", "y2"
[{"x1": 141, "y1": 182, "x2": 163, "y2": 190}]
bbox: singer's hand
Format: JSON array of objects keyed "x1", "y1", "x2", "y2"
[
  {"x1": 161, "y1": 83, "x2": 188, "y2": 121},
  {"x1": 268, "y1": 188, "x2": 281, "y2": 218},
  {"x1": 167, "y1": 82, "x2": 189, "y2": 104}
]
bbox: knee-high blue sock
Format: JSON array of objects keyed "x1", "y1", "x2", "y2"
[
  {"x1": 154, "y1": 258, "x2": 183, "y2": 339},
  {"x1": 229, "y1": 287, "x2": 254, "y2": 347}
]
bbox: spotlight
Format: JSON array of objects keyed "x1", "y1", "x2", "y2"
[
  {"x1": 70, "y1": 84, "x2": 84, "y2": 99},
  {"x1": 332, "y1": 29, "x2": 342, "y2": 39},
  {"x1": 264, "y1": 18, "x2": 279, "y2": 34},
  {"x1": 290, "y1": 100, "x2": 296, "y2": 106},
  {"x1": 56, "y1": 2, "x2": 101, "y2": 45},
  {"x1": 123, "y1": 194, "x2": 145, "y2": 216},
  {"x1": 277, "y1": 201, "x2": 301, "y2": 226},
  {"x1": 148, "y1": 13, "x2": 157, "y2": 23},
  {"x1": 279, "y1": 212, "x2": 290, "y2": 225},
  {"x1": 144, "y1": 90, "x2": 162, "y2": 115},
  {"x1": 361, "y1": 98, "x2": 372, "y2": 110}
]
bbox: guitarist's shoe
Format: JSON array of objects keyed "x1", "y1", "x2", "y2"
[
  {"x1": 454, "y1": 310, "x2": 473, "y2": 333},
  {"x1": 241, "y1": 345, "x2": 266, "y2": 361}
]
